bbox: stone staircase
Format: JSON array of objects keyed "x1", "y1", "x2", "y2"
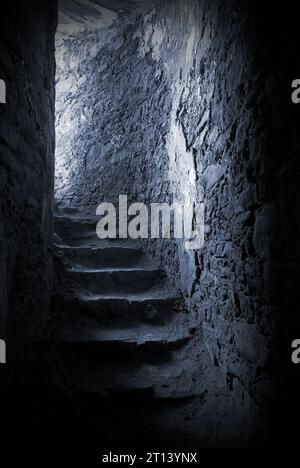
[{"x1": 48, "y1": 209, "x2": 213, "y2": 404}]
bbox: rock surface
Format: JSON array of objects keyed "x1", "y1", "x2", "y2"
[
  {"x1": 54, "y1": 0, "x2": 282, "y2": 421},
  {"x1": 0, "y1": 1, "x2": 57, "y2": 346},
  {"x1": 0, "y1": 0, "x2": 299, "y2": 450}
]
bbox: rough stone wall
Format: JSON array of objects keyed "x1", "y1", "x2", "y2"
[
  {"x1": 167, "y1": 0, "x2": 273, "y2": 404},
  {"x1": 132, "y1": 0, "x2": 275, "y2": 409},
  {"x1": 144, "y1": 0, "x2": 300, "y2": 417},
  {"x1": 54, "y1": 0, "x2": 298, "y2": 419},
  {"x1": 0, "y1": 1, "x2": 57, "y2": 347},
  {"x1": 55, "y1": 0, "x2": 157, "y2": 206}
]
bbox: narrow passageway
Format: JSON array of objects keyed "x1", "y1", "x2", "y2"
[
  {"x1": 51, "y1": 0, "x2": 228, "y2": 446},
  {"x1": 2, "y1": 0, "x2": 300, "y2": 453},
  {"x1": 49, "y1": 0, "x2": 269, "y2": 447}
]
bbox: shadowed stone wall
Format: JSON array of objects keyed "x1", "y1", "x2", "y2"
[{"x1": 0, "y1": 1, "x2": 57, "y2": 347}]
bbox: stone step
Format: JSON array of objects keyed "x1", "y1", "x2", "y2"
[
  {"x1": 53, "y1": 291, "x2": 180, "y2": 326},
  {"x1": 54, "y1": 214, "x2": 98, "y2": 223},
  {"x1": 67, "y1": 360, "x2": 198, "y2": 401},
  {"x1": 49, "y1": 337, "x2": 214, "y2": 401},
  {"x1": 55, "y1": 232, "x2": 131, "y2": 248},
  {"x1": 54, "y1": 213, "x2": 146, "y2": 248},
  {"x1": 54, "y1": 215, "x2": 99, "y2": 244},
  {"x1": 54, "y1": 244, "x2": 153, "y2": 269},
  {"x1": 54, "y1": 213, "x2": 136, "y2": 225},
  {"x1": 62, "y1": 266, "x2": 165, "y2": 294},
  {"x1": 54, "y1": 215, "x2": 137, "y2": 245},
  {"x1": 48, "y1": 306, "x2": 190, "y2": 339},
  {"x1": 54, "y1": 206, "x2": 80, "y2": 216},
  {"x1": 54, "y1": 211, "x2": 96, "y2": 226},
  {"x1": 47, "y1": 321, "x2": 191, "y2": 366}
]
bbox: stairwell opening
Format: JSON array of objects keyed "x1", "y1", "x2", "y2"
[
  {"x1": 53, "y1": 0, "x2": 275, "y2": 447},
  {"x1": 54, "y1": 0, "x2": 204, "y2": 314},
  {"x1": 53, "y1": 0, "x2": 224, "y2": 446}
]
